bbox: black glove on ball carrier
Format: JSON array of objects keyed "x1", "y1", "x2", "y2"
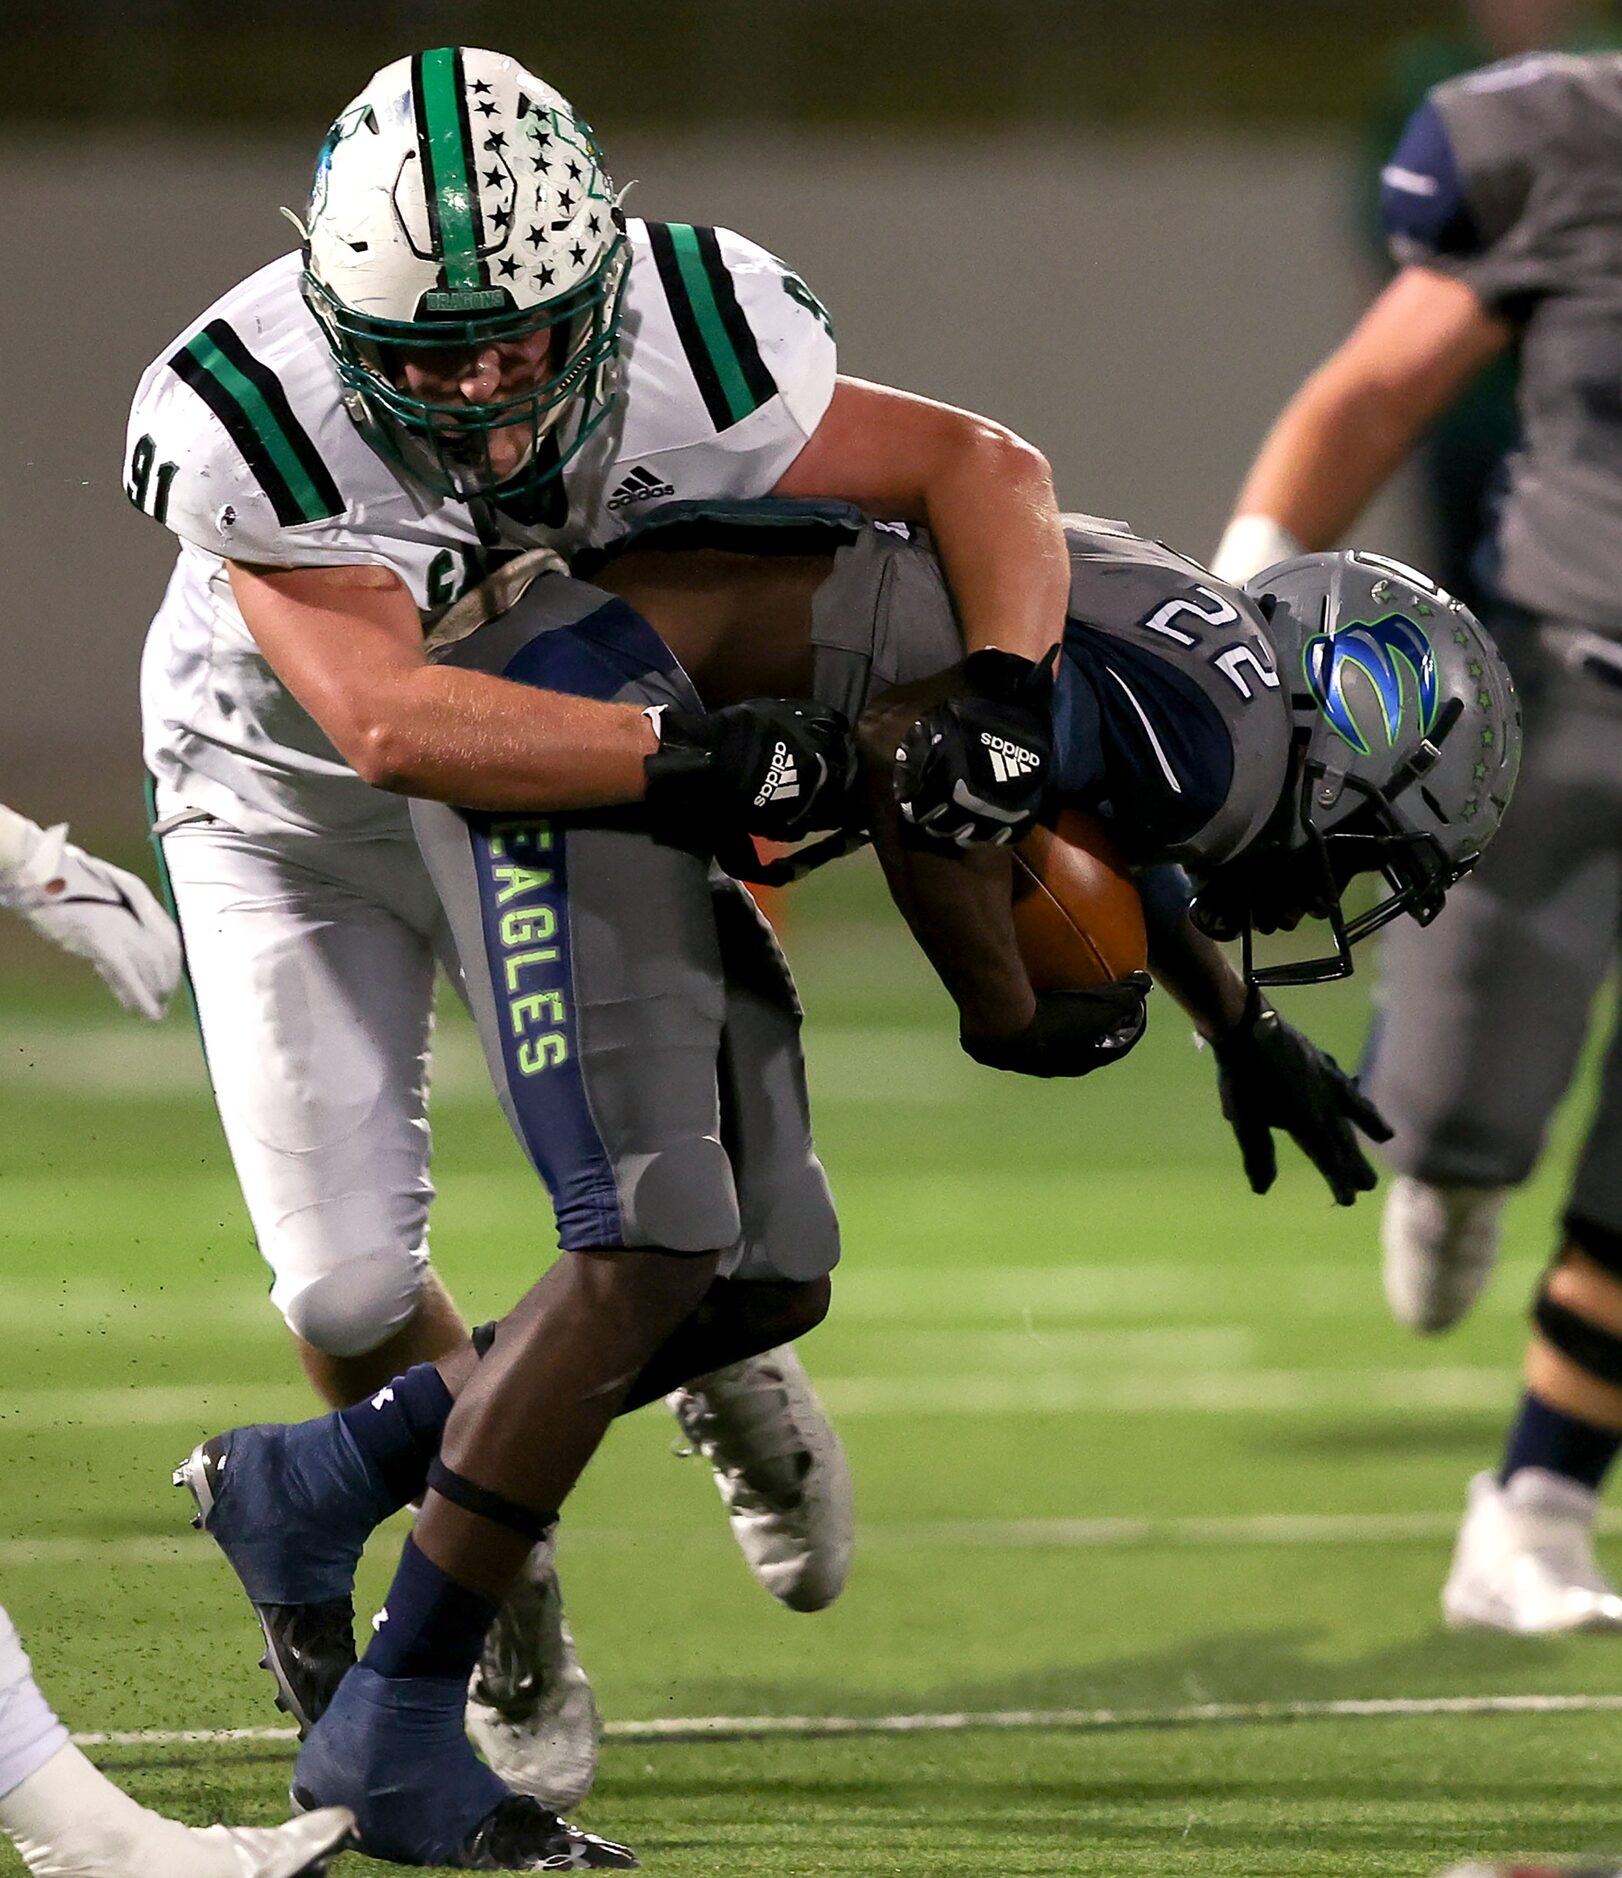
[
  {"x1": 894, "y1": 647, "x2": 1056, "y2": 847},
  {"x1": 1211, "y1": 988, "x2": 1394, "y2": 1205},
  {"x1": 643, "y1": 698, "x2": 855, "y2": 846},
  {"x1": 962, "y1": 973, "x2": 1150, "y2": 1079}
]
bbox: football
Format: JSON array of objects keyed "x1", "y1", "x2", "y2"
[{"x1": 1011, "y1": 809, "x2": 1148, "y2": 990}]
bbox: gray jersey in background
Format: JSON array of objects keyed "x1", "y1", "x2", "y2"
[{"x1": 1383, "y1": 52, "x2": 1622, "y2": 634}]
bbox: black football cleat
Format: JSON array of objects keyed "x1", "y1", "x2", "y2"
[
  {"x1": 175, "y1": 1431, "x2": 360, "y2": 1731},
  {"x1": 454, "y1": 1796, "x2": 638, "y2": 1871},
  {"x1": 291, "y1": 1665, "x2": 638, "y2": 1869}
]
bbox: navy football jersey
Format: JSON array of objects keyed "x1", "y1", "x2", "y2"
[{"x1": 804, "y1": 510, "x2": 1292, "y2": 872}]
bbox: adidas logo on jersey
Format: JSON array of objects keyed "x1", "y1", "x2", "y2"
[
  {"x1": 607, "y1": 465, "x2": 676, "y2": 511},
  {"x1": 980, "y1": 731, "x2": 1040, "y2": 785},
  {"x1": 753, "y1": 741, "x2": 801, "y2": 808}
]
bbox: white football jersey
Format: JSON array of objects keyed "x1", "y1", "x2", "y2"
[{"x1": 128, "y1": 219, "x2": 836, "y2": 835}]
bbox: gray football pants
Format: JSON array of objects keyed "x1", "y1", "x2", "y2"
[
  {"x1": 411, "y1": 575, "x2": 840, "y2": 1279},
  {"x1": 1366, "y1": 616, "x2": 1622, "y2": 1233}
]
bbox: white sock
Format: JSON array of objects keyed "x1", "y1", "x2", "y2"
[
  {"x1": 0, "y1": 803, "x2": 41, "y2": 877},
  {"x1": 0, "y1": 1607, "x2": 232, "y2": 1878},
  {"x1": 0, "y1": 1743, "x2": 241, "y2": 1878},
  {"x1": 0, "y1": 1609, "x2": 69, "y2": 1812}
]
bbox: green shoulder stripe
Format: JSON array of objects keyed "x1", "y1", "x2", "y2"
[
  {"x1": 169, "y1": 321, "x2": 343, "y2": 527},
  {"x1": 646, "y1": 222, "x2": 779, "y2": 432}
]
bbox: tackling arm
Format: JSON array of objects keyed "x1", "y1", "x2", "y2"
[
  {"x1": 780, "y1": 378, "x2": 1066, "y2": 846},
  {"x1": 775, "y1": 377, "x2": 1068, "y2": 666},
  {"x1": 1213, "y1": 267, "x2": 1511, "y2": 581},
  {"x1": 231, "y1": 560, "x2": 662, "y2": 811}
]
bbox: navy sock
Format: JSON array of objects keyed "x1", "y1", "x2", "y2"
[
  {"x1": 1499, "y1": 1389, "x2": 1622, "y2": 1493},
  {"x1": 336, "y1": 1363, "x2": 455, "y2": 1509},
  {"x1": 362, "y1": 1536, "x2": 500, "y2": 1682}
]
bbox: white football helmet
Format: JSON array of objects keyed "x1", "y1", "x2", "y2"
[{"x1": 298, "y1": 47, "x2": 628, "y2": 504}]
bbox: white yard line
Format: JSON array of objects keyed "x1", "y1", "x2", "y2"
[
  {"x1": 0, "y1": 1365, "x2": 1518, "y2": 1428},
  {"x1": 11, "y1": 1506, "x2": 1622, "y2": 1568},
  {"x1": 69, "y1": 1692, "x2": 1622, "y2": 1751}
]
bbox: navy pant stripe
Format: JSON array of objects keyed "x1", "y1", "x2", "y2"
[{"x1": 465, "y1": 813, "x2": 623, "y2": 1248}]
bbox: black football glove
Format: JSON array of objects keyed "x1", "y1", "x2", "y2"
[
  {"x1": 962, "y1": 974, "x2": 1150, "y2": 1079},
  {"x1": 894, "y1": 647, "x2": 1056, "y2": 848},
  {"x1": 643, "y1": 698, "x2": 856, "y2": 846},
  {"x1": 1210, "y1": 988, "x2": 1394, "y2": 1205}
]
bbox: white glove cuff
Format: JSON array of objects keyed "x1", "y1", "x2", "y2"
[
  {"x1": 0, "y1": 814, "x2": 64, "y2": 903},
  {"x1": 1210, "y1": 514, "x2": 1303, "y2": 587},
  {"x1": 0, "y1": 803, "x2": 42, "y2": 879}
]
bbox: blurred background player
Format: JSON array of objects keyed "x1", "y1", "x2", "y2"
[
  {"x1": 0, "y1": 803, "x2": 178, "y2": 1021},
  {"x1": 1213, "y1": 48, "x2": 1622, "y2": 1632},
  {"x1": 1355, "y1": 0, "x2": 1617, "y2": 616},
  {"x1": 0, "y1": 1603, "x2": 352, "y2": 1878}
]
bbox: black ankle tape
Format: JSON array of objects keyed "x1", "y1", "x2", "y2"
[
  {"x1": 426, "y1": 1459, "x2": 557, "y2": 1540},
  {"x1": 1533, "y1": 1289, "x2": 1622, "y2": 1388},
  {"x1": 1565, "y1": 1212, "x2": 1622, "y2": 1281},
  {"x1": 472, "y1": 1320, "x2": 499, "y2": 1358}
]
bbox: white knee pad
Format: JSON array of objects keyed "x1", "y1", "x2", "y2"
[{"x1": 273, "y1": 1245, "x2": 432, "y2": 1357}]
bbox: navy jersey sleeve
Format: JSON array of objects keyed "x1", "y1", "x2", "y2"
[
  {"x1": 1380, "y1": 58, "x2": 1568, "y2": 320},
  {"x1": 1380, "y1": 98, "x2": 1483, "y2": 265}
]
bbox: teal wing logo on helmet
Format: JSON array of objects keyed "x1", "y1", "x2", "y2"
[{"x1": 1303, "y1": 612, "x2": 1439, "y2": 755}]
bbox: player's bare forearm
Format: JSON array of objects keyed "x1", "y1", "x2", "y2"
[
  {"x1": 1147, "y1": 908, "x2": 1249, "y2": 1043},
  {"x1": 774, "y1": 376, "x2": 1068, "y2": 664},
  {"x1": 230, "y1": 560, "x2": 656, "y2": 810},
  {"x1": 353, "y1": 666, "x2": 657, "y2": 809},
  {"x1": 1228, "y1": 267, "x2": 1511, "y2": 551},
  {"x1": 858, "y1": 675, "x2": 1036, "y2": 1037}
]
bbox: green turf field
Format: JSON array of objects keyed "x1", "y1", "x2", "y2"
[{"x1": 1, "y1": 855, "x2": 1617, "y2": 1877}]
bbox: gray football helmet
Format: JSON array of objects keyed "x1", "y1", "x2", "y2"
[{"x1": 1191, "y1": 550, "x2": 1522, "y2": 985}]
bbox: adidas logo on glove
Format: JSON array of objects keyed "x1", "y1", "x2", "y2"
[
  {"x1": 753, "y1": 741, "x2": 801, "y2": 808},
  {"x1": 980, "y1": 730, "x2": 1040, "y2": 785},
  {"x1": 607, "y1": 464, "x2": 676, "y2": 511}
]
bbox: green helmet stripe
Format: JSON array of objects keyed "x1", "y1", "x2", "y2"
[
  {"x1": 648, "y1": 222, "x2": 779, "y2": 431},
  {"x1": 169, "y1": 321, "x2": 343, "y2": 526},
  {"x1": 413, "y1": 47, "x2": 485, "y2": 291}
]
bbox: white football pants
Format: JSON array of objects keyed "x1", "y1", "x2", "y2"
[{"x1": 155, "y1": 796, "x2": 461, "y2": 1356}]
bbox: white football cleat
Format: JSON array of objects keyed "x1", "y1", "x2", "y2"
[
  {"x1": 2, "y1": 1743, "x2": 352, "y2": 1878},
  {"x1": 1443, "y1": 1468, "x2": 1622, "y2": 1634},
  {"x1": 465, "y1": 1538, "x2": 600, "y2": 1811},
  {"x1": 1382, "y1": 1177, "x2": 1509, "y2": 1334},
  {"x1": 667, "y1": 1347, "x2": 853, "y2": 1613},
  {"x1": 174, "y1": 1809, "x2": 354, "y2": 1878}
]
